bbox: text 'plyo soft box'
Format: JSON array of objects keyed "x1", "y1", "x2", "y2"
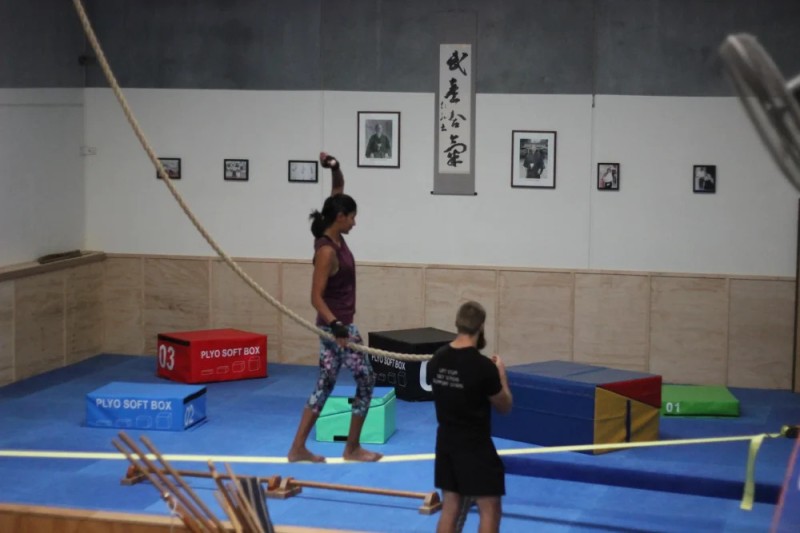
[{"x1": 86, "y1": 381, "x2": 206, "y2": 431}]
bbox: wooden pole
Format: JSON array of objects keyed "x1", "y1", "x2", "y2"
[
  {"x1": 223, "y1": 463, "x2": 264, "y2": 533},
  {"x1": 266, "y1": 477, "x2": 442, "y2": 515},
  {"x1": 293, "y1": 478, "x2": 434, "y2": 499},
  {"x1": 209, "y1": 461, "x2": 258, "y2": 533},
  {"x1": 111, "y1": 438, "x2": 213, "y2": 532},
  {"x1": 123, "y1": 464, "x2": 280, "y2": 492},
  {"x1": 214, "y1": 491, "x2": 243, "y2": 533},
  {"x1": 116, "y1": 433, "x2": 219, "y2": 531},
  {"x1": 163, "y1": 493, "x2": 206, "y2": 533},
  {"x1": 139, "y1": 435, "x2": 227, "y2": 531},
  {"x1": 117, "y1": 442, "x2": 442, "y2": 516}
]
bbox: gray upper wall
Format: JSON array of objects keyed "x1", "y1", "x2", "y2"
[
  {"x1": 0, "y1": 0, "x2": 86, "y2": 87},
  {"x1": 2, "y1": 0, "x2": 799, "y2": 96}
]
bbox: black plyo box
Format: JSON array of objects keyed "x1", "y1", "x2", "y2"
[{"x1": 368, "y1": 327, "x2": 456, "y2": 401}]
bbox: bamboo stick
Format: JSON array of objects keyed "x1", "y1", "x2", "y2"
[
  {"x1": 214, "y1": 490, "x2": 243, "y2": 533},
  {"x1": 209, "y1": 461, "x2": 254, "y2": 533},
  {"x1": 112, "y1": 439, "x2": 210, "y2": 532},
  {"x1": 117, "y1": 433, "x2": 217, "y2": 531},
  {"x1": 268, "y1": 476, "x2": 442, "y2": 514},
  {"x1": 223, "y1": 463, "x2": 263, "y2": 533},
  {"x1": 139, "y1": 435, "x2": 226, "y2": 531},
  {"x1": 125, "y1": 465, "x2": 279, "y2": 491},
  {"x1": 292, "y1": 478, "x2": 434, "y2": 500}
]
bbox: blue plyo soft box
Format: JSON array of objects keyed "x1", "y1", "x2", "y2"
[{"x1": 86, "y1": 381, "x2": 207, "y2": 431}]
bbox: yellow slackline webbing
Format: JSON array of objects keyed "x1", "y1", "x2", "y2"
[
  {"x1": 489, "y1": 429, "x2": 787, "y2": 511},
  {"x1": 2, "y1": 428, "x2": 792, "y2": 509},
  {"x1": 742, "y1": 433, "x2": 768, "y2": 511}
]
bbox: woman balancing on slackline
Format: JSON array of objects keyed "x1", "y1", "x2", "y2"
[{"x1": 287, "y1": 151, "x2": 382, "y2": 463}]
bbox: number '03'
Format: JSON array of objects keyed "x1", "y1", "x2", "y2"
[{"x1": 159, "y1": 345, "x2": 175, "y2": 370}]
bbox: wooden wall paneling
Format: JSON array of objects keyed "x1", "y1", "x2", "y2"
[
  {"x1": 728, "y1": 279, "x2": 795, "y2": 389},
  {"x1": 103, "y1": 257, "x2": 144, "y2": 355},
  {"x1": 356, "y1": 265, "x2": 425, "y2": 343},
  {"x1": 497, "y1": 271, "x2": 574, "y2": 366},
  {"x1": 143, "y1": 258, "x2": 210, "y2": 354},
  {"x1": 6, "y1": 250, "x2": 794, "y2": 393},
  {"x1": 0, "y1": 252, "x2": 105, "y2": 283},
  {"x1": 211, "y1": 260, "x2": 282, "y2": 361},
  {"x1": 0, "y1": 504, "x2": 195, "y2": 533},
  {"x1": 424, "y1": 268, "x2": 497, "y2": 352},
  {"x1": 0, "y1": 281, "x2": 13, "y2": 385},
  {"x1": 279, "y1": 262, "x2": 318, "y2": 365},
  {"x1": 649, "y1": 276, "x2": 728, "y2": 385},
  {"x1": 65, "y1": 263, "x2": 104, "y2": 364},
  {"x1": 573, "y1": 273, "x2": 650, "y2": 372},
  {"x1": 14, "y1": 271, "x2": 65, "y2": 380},
  {"x1": 0, "y1": 503, "x2": 351, "y2": 533}
]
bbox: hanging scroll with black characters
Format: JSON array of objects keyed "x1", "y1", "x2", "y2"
[
  {"x1": 433, "y1": 40, "x2": 476, "y2": 196},
  {"x1": 438, "y1": 44, "x2": 472, "y2": 174}
]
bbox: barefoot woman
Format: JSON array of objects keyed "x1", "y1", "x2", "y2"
[{"x1": 287, "y1": 152, "x2": 383, "y2": 463}]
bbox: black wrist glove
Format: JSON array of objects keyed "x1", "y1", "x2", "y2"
[
  {"x1": 329, "y1": 319, "x2": 349, "y2": 339},
  {"x1": 322, "y1": 155, "x2": 340, "y2": 171}
]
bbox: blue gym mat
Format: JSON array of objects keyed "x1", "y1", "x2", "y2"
[{"x1": 0, "y1": 354, "x2": 798, "y2": 532}]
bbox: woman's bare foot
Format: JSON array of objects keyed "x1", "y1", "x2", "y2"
[
  {"x1": 287, "y1": 447, "x2": 326, "y2": 463},
  {"x1": 342, "y1": 445, "x2": 383, "y2": 462}
]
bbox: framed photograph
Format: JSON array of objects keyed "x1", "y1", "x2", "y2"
[
  {"x1": 358, "y1": 111, "x2": 400, "y2": 168},
  {"x1": 693, "y1": 165, "x2": 717, "y2": 193},
  {"x1": 288, "y1": 160, "x2": 318, "y2": 183},
  {"x1": 156, "y1": 157, "x2": 181, "y2": 180},
  {"x1": 224, "y1": 159, "x2": 249, "y2": 181},
  {"x1": 511, "y1": 130, "x2": 556, "y2": 189},
  {"x1": 597, "y1": 163, "x2": 620, "y2": 191}
]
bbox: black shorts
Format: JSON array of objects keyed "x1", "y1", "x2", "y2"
[{"x1": 434, "y1": 447, "x2": 505, "y2": 497}]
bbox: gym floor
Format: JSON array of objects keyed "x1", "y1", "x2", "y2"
[{"x1": 0, "y1": 354, "x2": 797, "y2": 532}]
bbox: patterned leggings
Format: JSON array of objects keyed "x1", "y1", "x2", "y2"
[{"x1": 307, "y1": 324, "x2": 375, "y2": 417}]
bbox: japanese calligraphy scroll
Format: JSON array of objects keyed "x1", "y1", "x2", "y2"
[{"x1": 433, "y1": 43, "x2": 476, "y2": 195}]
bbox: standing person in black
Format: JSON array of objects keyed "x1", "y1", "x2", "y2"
[{"x1": 427, "y1": 301, "x2": 513, "y2": 533}]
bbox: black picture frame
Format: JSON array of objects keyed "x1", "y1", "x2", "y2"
[
  {"x1": 511, "y1": 130, "x2": 557, "y2": 189},
  {"x1": 288, "y1": 160, "x2": 319, "y2": 183},
  {"x1": 358, "y1": 111, "x2": 401, "y2": 168},
  {"x1": 597, "y1": 163, "x2": 620, "y2": 191},
  {"x1": 156, "y1": 158, "x2": 181, "y2": 180},
  {"x1": 224, "y1": 159, "x2": 249, "y2": 181},
  {"x1": 693, "y1": 165, "x2": 717, "y2": 194}
]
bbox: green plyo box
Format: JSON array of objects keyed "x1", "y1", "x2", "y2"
[
  {"x1": 315, "y1": 386, "x2": 396, "y2": 443},
  {"x1": 661, "y1": 384, "x2": 740, "y2": 416}
]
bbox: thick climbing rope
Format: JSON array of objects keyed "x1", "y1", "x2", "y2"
[{"x1": 71, "y1": 0, "x2": 429, "y2": 363}]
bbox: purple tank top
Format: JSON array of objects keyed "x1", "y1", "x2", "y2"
[{"x1": 314, "y1": 235, "x2": 356, "y2": 325}]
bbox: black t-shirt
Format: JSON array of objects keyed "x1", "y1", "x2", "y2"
[{"x1": 427, "y1": 344, "x2": 502, "y2": 451}]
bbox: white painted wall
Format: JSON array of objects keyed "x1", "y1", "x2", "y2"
[
  {"x1": 83, "y1": 88, "x2": 798, "y2": 276},
  {"x1": 0, "y1": 89, "x2": 85, "y2": 266},
  {"x1": 590, "y1": 95, "x2": 799, "y2": 275}
]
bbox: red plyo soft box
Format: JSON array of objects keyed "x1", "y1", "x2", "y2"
[{"x1": 157, "y1": 329, "x2": 267, "y2": 384}]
